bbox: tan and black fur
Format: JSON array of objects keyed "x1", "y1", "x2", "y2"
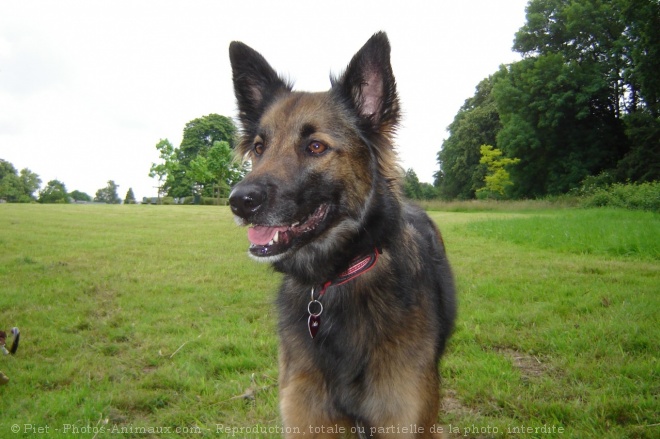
[{"x1": 228, "y1": 32, "x2": 456, "y2": 438}]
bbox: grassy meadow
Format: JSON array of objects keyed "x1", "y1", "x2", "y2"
[{"x1": 0, "y1": 204, "x2": 658, "y2": 438}]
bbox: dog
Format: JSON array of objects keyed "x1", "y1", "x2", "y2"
[{"x1": 228, "y1": 32, "x2": 456, "y2": 438}]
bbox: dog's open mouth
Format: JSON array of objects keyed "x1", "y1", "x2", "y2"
[{"x1": 247, "y1": 204, "x2": 330, "y2": 258}]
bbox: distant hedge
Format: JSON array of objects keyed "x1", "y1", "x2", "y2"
[
  {"x1": 142, "y1": 197, "x2": 229, "y2": 206},
  {"x1": 580, "y1": 181, "x2": 660, "y2": 212}
]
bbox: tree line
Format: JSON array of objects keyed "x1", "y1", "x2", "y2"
[
  {"x1": 0, "y1": 113, "x2": 243, "y2": 205},
  {"x1": 9, "y1": 0, "x2": 657, "y2": 205},
  {"x1": 437, "y1": 0, "x2": 659, "y2": 199},
  {"x1": 0, "y1": 159, "x2": 134, "y2": 204}
]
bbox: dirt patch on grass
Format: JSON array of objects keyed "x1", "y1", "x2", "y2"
[
  {"x1": 495, "y1": 347, "x2": 547, "y2": 380},
  {"x1": 441, "y1": 388, "x2": 478, "y2": 417},
  {"x1": 442, "y1": 388, "x2": 467, "y2": 414}
]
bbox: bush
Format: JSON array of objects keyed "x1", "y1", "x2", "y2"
[
  {"x1": 141, "y1": 196, "x2": 228, "y2": 206},
  {"x1": 581, "y1": 181, "x2": 660, "y2": 211},
  {"x1": 577, "y1": 172, "x2": 616, "y2": 196},
  {"x1": 201, "y1": 197, "x2": 228, "y2": 206}
]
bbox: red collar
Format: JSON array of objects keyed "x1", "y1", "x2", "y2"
[
  {"x1": 307, "y1": 247, "x2": 382, "y2": 339},
  {"x1": 318, "y1": 247, "x2": 382, "y2": 296}
]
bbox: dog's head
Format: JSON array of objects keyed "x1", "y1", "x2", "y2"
[{"x1": 228, "y1": 32, "x2": 401, "y2": 277}]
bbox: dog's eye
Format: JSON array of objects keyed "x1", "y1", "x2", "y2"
[
  {"x1": 253, "y1": 142, "x2": 265, "y2": 156},
  {"x1": 307, "y1": 141, "x2": 328, "y2": 155}
]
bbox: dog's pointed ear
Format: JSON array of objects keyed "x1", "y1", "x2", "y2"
[
  {"x1": 333, "y1": 32, "x2": 400, "y2": 134},
  {"x1": 229, "y1": 41, "x2": 291, "y2": 131}
]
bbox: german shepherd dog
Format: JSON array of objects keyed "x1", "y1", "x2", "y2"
[{"x1": 228, "y1": 32, "x2": 456, "y2": 438}]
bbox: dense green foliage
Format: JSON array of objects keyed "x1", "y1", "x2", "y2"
[
  {"x1": 94, "y1": 180, "x2": 121, "y2": 204},
  {"x1": 179, "y1": 114, "x2": 236, "y2": 164},
  {"x1": 70, "y1": 190, "x2": 92, "y2": 202},
  {"x1": 494, "y1": 53, "x2": 625, "y2": 197},
  {"x1": 1, "y1": 205, "x2": 657, "y2": 438},
  {"x1": 38, "y1": 179, "x2": 69, "y2": 204},
  {"x1": 148, "y1": 196, "x2": 229, "y2": 206},
  {"x1": 1, "y1": 158, "x2": 99, "y2": 204},
  {"x1": 438, "y1": 0, "x2": 660, "y2": 199},
  {"x1": 0, "y1": 159, "x2": 41, "y2": 202},
  {"x1": 579, "y1": 180, "x2": 660, "y2": 211},
  {"x1": 437, "y1": 76, "x2": 501, "y2": 199},
  {"x1": 124, "y1": 188, "x2": 136, "y2": 205},
  {"x1": 403, "y1": 168, "x2": 438, "y2": 200},
  {"x1": 149, "y1": 114, "x2": 246, "y2": 199},
  {"x1": 476, "y1": 145, "x2": 520, "y2": 199},
  {"x1": 189, "y1": 140, "x2": 244, "y2": 199}
]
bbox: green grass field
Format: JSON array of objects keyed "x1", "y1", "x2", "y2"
[{"x1": 0, "y1": 204, "x2": 658, "y2": 438}]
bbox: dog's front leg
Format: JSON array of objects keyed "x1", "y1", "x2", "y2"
[{"x1": 279, "y1": 352, "x2": 350, "y2": 438}]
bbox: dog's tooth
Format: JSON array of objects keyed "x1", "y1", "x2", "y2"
[{"x1": 273, "y1": 230, "x2": 279, "y2": 243}]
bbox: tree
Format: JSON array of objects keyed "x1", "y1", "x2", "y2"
[
  {"x1": 436, "y1": 0, "x2": 659, "y2": 199},
  {"x1": 95, "y1": 180, "x2": 121, "y2": 204},
  {"x1": 623, "y1": 0, "x2": 660, "y2": 117},
  {"x1": 491, "y1": 0, "x2": 636, "y2": 197},
  {"x1": 70, "y1": 190, "x2": 92, "y2": 202},
  {"x1": 403, "y1": 169, "x2": 438, "y2": 200},
  {"x1": 0, "y1": 159, "x2": 41, "y2": 202},
  {"x1": 437, "y1": 75, "x2": 502, "y2": 199},
  {"x1": 124, "y1": 188, "x2": 136, "y2": 204},
  {"x1": 149, "y1": 139, "x2": 187, "y2": 197},
  {"x1": 493, "y1": 54, "x2": 626, "y2": 197},
  {"x1": 419, "y1": 182, "x2": 439, "y2": 200},
  {"x1": 508, "y1": 0, "x2": 660, "y2": 191},
  {"x1": 617, "y1": 0, "x2": 660, "y2": 181},
  {"x1": 0, "y1": 159, "x2": 20, "y2": 201},
  {"x1": 178, "y1": 114, "x2": 237, "y2": 166},
  {"x1": 38, "y1": 180, "x2": 69, "y2": 204},
  {"x1": 475, "y1": 145, "x2": 520, "y2": 199},
  {"x1": 403, "y1": 168, "x2": 422, "y2": 200},
  {"x1": 19, "y1": 168, "x2": 41, "y2": 201},
  {"x1": 205, "y1": 140, "x2": 246, "y2": 197},
  {"x1": 149, "y1": 115, "x2": 246, "y2": 199},
  {"x1": 188, "y1": 140, "x2": 247, "y2": 198},
  {"x1": 512, "y1": 0, "x2": 658, "y2": 117}
]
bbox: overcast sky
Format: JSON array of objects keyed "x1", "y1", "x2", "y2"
[{"x1": 0, "y1": 0, "x2": 529, "y2": 200}]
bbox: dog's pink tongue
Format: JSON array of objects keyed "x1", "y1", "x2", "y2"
[{"x1": 248, "y1": 226, "x2": 288, "y2": 246}]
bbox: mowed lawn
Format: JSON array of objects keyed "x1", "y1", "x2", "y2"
[{"x1": 0, "y1": 204, "x2": 657, "y2": 438}]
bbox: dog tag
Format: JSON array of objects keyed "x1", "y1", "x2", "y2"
[
  {"x1": 308, "y1": 314, "x2": 321, "y2": 339},
  {"x1": 307, "y1": 289, "x2": 324, "y2": 339}
]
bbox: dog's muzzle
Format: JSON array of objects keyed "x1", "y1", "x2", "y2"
[{"x1": 229, "y1": 182, "x2": 332, "y2": 259}]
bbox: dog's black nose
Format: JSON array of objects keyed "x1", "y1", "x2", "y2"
[{"x1": 229, "y1": 184, "x2": 265, "y2": 219}]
